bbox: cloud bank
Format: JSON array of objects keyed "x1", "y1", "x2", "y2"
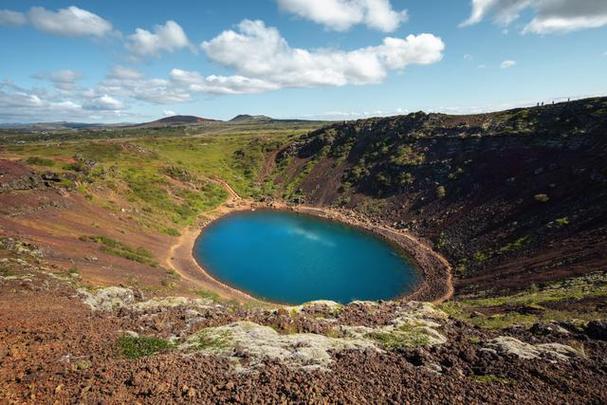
[
  {"x1": 462, "y1": 0, "x2": 607, "y2": 34},
  {"x1": 200, "y1": 20, "x2": 444, "y2": 90}
]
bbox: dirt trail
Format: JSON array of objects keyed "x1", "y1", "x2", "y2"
[
  {"x1": 213, "y1": 178, "x2": 241, "y2": 201},
  {"x1": 257, "y1": 148, "x2": 280, "y2": 183}
]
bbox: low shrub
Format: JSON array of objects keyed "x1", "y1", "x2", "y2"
[{"x1": 118, "y1": 335, "x2": 174, "y2": 359}]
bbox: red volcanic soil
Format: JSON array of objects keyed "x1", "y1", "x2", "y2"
[{"x1": 0, "y1": 159, "x2": 192, "y2": 293}]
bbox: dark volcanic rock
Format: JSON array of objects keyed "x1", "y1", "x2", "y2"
[{"x1": 586, "y1": 320, "x2": 607, "y2": 341}]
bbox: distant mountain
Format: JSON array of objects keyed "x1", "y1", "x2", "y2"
[
  {"x1": 229, "y1": 114, "x2": 274, "y2": 123},
  {"x1": 228, "y1": 114, "x2": 325, "y2": 125},
  {"x1": 137, "y1": 115, "x2": 219, "y2": 128}
]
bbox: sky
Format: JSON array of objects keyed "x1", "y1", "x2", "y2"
[{"x1": 0, "y1": 0, "x2": 606, "y2": 123}]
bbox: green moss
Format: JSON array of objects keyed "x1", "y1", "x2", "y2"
[{"x1": 118, "y1": 335, "x2": 174, "y2": 359}]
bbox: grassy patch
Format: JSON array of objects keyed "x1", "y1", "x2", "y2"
[
  {"x1": 67, "y1": 266, "x2": 80, "y2": 278},
  {"x1": 81, "y1": 235, "x2": 157, "y2": 267},
  {"x1": 195, "y1": 289, "x2": 221, "y2": 302},
  {"x1": 118, "y1": 335, "x2": 174, "y2": 359},
  {"x1": 367, "y1": 325, "x2": 431, "y2": 349},
  {"x1": 0, "y1": 264, "x2": 15, "y2": 277},
  {"x1": 472, "y1": 375, "x2": 512, "y2": 384},
  {"x1": 25, "y1": 156, "x2": 55, "y2": 167},
  {"x1": 163, "y1": 227, "x2": 181, "y2": 237},
  {"x1": 192, "y1": 330, "x2": 232, "y2": 350},
  {"x1": 440, "y1": 272, "x2": 607, "y2": 329}
]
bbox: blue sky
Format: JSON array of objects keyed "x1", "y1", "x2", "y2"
[{"x1": 0, "y1": 0, "x2": 606, "y2": 123}]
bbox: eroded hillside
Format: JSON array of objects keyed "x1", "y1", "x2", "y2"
[{"x1": 276, "y1": 97, "x2": 607, "y2": 297}]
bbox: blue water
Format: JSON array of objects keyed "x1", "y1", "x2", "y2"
[{"x1": 193, "y1": 210, "x2": 419, "y2": 304}]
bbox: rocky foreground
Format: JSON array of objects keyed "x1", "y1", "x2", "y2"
[{"x1": 1, "y1": 239, "x2": 606, "y2": 404}]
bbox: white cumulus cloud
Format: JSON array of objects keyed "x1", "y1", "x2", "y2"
[
  {"x1": 201, "y1": 20, "x2": 444, "y2": 90},
  {"x1": 83, "y1": 94, "x2": 124, "y2": 111},
  {"x1": 461, "y1": 0, "x2": 607, "y2": 34},
  {"x1": 99, "y1": 67, "x2": 191, "y2": 104},
  {"x1": 107, "y1": 66, "x2": 143, "y2": 81},
  {"x1": 28, "y1": 6, "x2": 113, "y2": 37},
  {"x1": 170, "y1": 68, "x2": 279, "y2": 95},
  {"x1": 277, "y1": 0, "x2": 407, "y2": 32},
  {"x1": 0, "y1": 10, "x2": 26, "y2": 26},
  {"x1": 0, "y1": 82, "x2": 125, "y2": 122},
  {"x1": 127, "y1": 20, "x2": 191, "y2": 57}
]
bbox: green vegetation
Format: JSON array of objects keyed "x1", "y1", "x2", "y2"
[
  {"x1": 0, "y1": 264, "x2": 14, "y2": 277},
  {"x1": 67, "y1": 267, "x2": 80, "y2": 277},
  {"x1": 498, "y1": 236, "x2": 530, "y2": 254},
  {"x1": 163, "y1": 227, "x2": 181, "y2": 237},
  {"x1": 6, "y1": 124, "x2": 309, "y2": 232},
  {"x1": 390, "y1": 145, "x2": 425, "y2": 166},
  {"x1": 472, "y1": 375, "x2": 512, "y2": 384},
  {"x1": 473, "y1": 251, "x2": 489, "y2": 263},
  {"x1": 25, "y1": 156, "x2": 55, "y2": 167},
  {"x1": 192, "y1": 330, "x2": 232, "y2": 350},
  {"x1": 195, "y1": 289, "x2": 221, "y2": 302},
  {"x1": 117, "y1": 335, "x2": 174, "y2": 359},
  {"x1": 81, "y1": 235, "x2": 157, "y2": 267},
  {"x1": 367, "y1": 324, "x2": 432, "y2": 349},
  {"x1": 440, "y1": 272, "x2": 607, "y2": 329}
]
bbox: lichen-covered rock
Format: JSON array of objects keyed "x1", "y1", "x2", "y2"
[
  {"x1": 484, "y1": 336, "x2": 580, "y2": 361},
  {"x1": 289, "y1": 300, "x2": 342, "y2": 314},
  {"x1": 131, "y1": 297, "x2": 215, "y2": 312},
  {"x1": 182, "y1": 321, "x2": 377, "y2": 371},
  {"x1": 341, "y1": 302, "x2": 448, "y2": 348},
  {"x1": 393, "y1": 301, "x2": 448, "y2": 326},
  {"x1": 0, "y1": 238, "x2": 43, "y2": 258},
  {"x1": 78, "y1": 287, "x2": 135, "y2": 311}
]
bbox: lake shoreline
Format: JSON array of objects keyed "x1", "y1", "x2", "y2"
[{"x1": 165, "y1": 182, "x2": 453, "y2": 306}]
